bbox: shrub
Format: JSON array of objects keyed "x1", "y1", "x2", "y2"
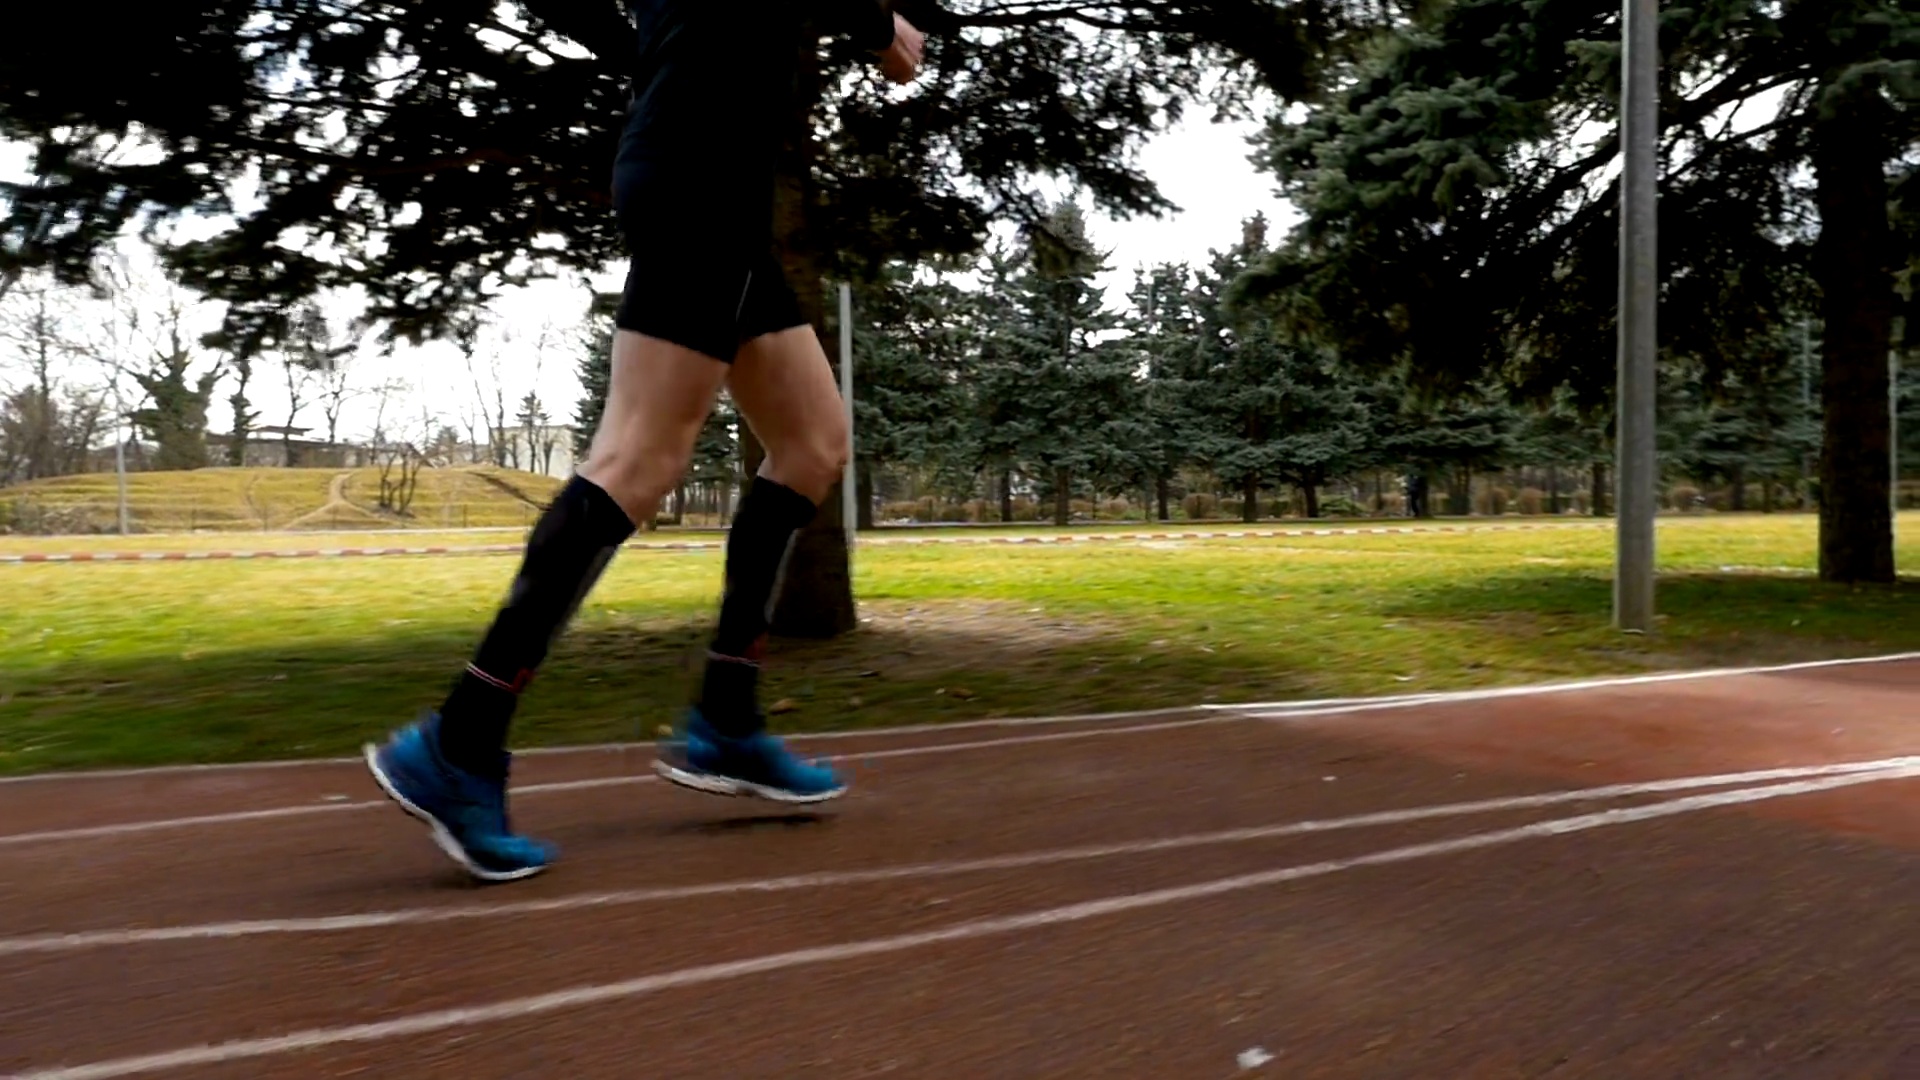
[{"x1": 1319, "y1": 495, "x2": 1363, "y2": 518}]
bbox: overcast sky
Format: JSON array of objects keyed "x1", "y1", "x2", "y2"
[{"x1": 3, "y1": 98, "x2": 1297, "y2": 448}]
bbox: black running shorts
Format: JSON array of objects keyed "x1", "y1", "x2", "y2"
[
  {"x1": 605, "y1": 1, "x2": 895, "y2": 363},
  {"x1": 611, "y1": 232, "x2": 805, "y2": 364},
  {"x1": 610, "y1": 184, "x2": 805, "y2": 365}
]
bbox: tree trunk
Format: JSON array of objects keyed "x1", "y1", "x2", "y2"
[
  {"x1": 1812, "y1": 81, "x2": 1896, "y2": 583},
  {"x1": 671, "y1": 482, "x2": 685, "y2": 525},
  {"x1": 1728, "y1": 462, "x2": 1746, "y2": 512},
  {"x1": 1240, "y1": 473, "x2": 1259, "y2": 523},
  {"x1": 1547, "y1": 465, "x2": 1561, "y2": 515},
  {"x1": 1761, "y1": 474, "x2": 1775, "y2": 514},
  {"x1": 765, "y1": 28, "x2": 855, "y2": 638},
  {"x1": 1301, "y1": 481, "x2": 1321, "y2": 519},
  {"x1": 1590, "y1": 463, "x2": 1608, "y2": 517},
  {"x1": 1448, "y1": 468, "x2": 1471, "y2": 516},
  {"x1": 1156, "y1": 473, "x2": 1171, "y2": 522},
  {"x1": 1053, "y1": 466, "x2": 1071, "y2": 526},
  {"x1": 999, "y1": 468, "x2": 1014, "y2": 522},
  {"x1": 229, "y1": 359, "x2": 253, "y2": 466},
  {"x1": 856, "y1": 461, "x2": 874, "y2": 531}
]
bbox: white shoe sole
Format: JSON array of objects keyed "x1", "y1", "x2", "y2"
[
  {"x1": 652, "y1": 758, "x2": 848, "y2": 805},
  {"x1": 364, "y1": 743, "x2": 547, "y2": 884}
]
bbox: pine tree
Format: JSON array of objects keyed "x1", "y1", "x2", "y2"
[
  {"x1": 1191, "y1": 215, "x2": 1368, "y2": 520},
  {"x1": 1241, "y1": 0, "x2": 1919, "y2": 580},
  {"x1": 1126, "y1": 261, "x2": 1206, "y2": 520},
  {"x1": 571, "y1": 293, "x2": 619, "y2": 460},
  {"x1": 844, "y1": 264, "x2": 972, "y2": 528},
  {"x1": 993, "y1": 202, "x2": 1139, "y2": 525}
]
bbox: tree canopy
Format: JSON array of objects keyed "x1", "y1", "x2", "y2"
[
  {"x1": 1233, "y1": 0, "x2": 1917, "y2": 581},
  {"x1": 0, "y1": 0, "x2": 1366, "y2": 349}
]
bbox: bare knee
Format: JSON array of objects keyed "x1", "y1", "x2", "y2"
[
  {"x1": 576, "y1": 399, "x2": 700, "y2": 523},
  {"x1": 579, "y1": 432, "x2": 692, "y2": 520},
  {"x1": 763, "y1": 418, "x2": 848, "y2": 503},
  {"x1": 575, "y1": 330, "x2": 728, "y2": 523}
]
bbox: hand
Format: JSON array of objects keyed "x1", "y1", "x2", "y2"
[{"x1": 875, "y1": 13, "x2": 924, "y2": 85}]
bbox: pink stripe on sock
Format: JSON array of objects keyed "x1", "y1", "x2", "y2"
[{"x1": 465, "y1": 664, "x2": 521, "y2": 693}]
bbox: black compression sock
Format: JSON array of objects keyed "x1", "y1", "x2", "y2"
[
  {"x1": 436, "y1": 474, "x2": 635, "y2": 777},
  {"x1": 699, "y1": 477, "x2": 817, "y2": 738}
]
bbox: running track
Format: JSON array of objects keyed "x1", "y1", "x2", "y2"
[
  {"x1": 0, "y1": 521, "x2": 1603, "y2": 564},
  {"x1": 1, "y1": 655, "x2": 1917, "y2": 1078}
]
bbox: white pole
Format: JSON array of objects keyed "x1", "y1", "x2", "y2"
[
  {"x1": 839, "y1": 282, "x2": 856, "y2": 549},
  {"x1": 1614, "y1": 0, "x2": 1659, "y2": 632},
  {"x1": 111, "y1": 374, "x2": 129, "y2": 535}
]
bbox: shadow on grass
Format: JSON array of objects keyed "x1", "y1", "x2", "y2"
[
  {"x1": 4, "y1": 575, "x2": 1915, "y2": 774},
  {"x1": 0, "y1": 602, "x2": 1293, "y2": 774},
  {"x1": 1380, "y1": 568, "x2": 1920, "y2": 665}
]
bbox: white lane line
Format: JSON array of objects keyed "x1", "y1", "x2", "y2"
[
  {"x1": 4, "y1": 755, "x2": 1915, "y2": 956},
  {"x1": 0, "y1": 715, "x2": 1247, "y2": 848},
  {"x1": 11, "y1": 767, "x2": 1913, "y2": 1080},
  {"x1": 1239, "y1": 649, "x2": 1920, "y2": 718},
  {"x1": 0, "y1": 707, "x2": 1232, "y2": 787},
  {"x1": 5, "y1": 672, "x2": 1918, "y2": 850},
  {"x1": 4, "y1": 649, "x2": 1914, "y2": 788},
  {"x1": 0, "y1": 802, "x2": 380, "y2": 848}
]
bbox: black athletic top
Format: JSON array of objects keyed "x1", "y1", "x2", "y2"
[{"x1": 613, "y1": 0, "x2": 896, "y2": 235}]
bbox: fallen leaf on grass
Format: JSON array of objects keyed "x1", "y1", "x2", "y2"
[{"x1": 768, "y1": 698, "x2": 799, "y2": 715}]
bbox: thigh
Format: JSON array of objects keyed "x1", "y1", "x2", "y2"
[
  {"x1": 726, "y1": 320, "x2": 847, "y2": 464},
  {"x1": 577, "y1": 329, "x2": 730, "y2": 520},
  {"x1": 593, "y1": 329, "x2": 730, "y2": 449}
]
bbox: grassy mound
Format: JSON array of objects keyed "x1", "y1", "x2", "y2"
[{"x1": 0, "y1": 465, "x2": 565, "y2": 534}]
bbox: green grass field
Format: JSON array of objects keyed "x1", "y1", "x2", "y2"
[
  {"x1": 0, "y1": 465, "x2": 566, "y2": 534},
  {"x1": 1, "y1": 513, "x2": 1915, "y2": 775}
]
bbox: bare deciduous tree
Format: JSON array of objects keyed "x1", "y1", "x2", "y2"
[
  {"x1": 375, "y1": 407, "x2": 437, "y2": 517},
  {"x1": 279, "y1": 303, "x2": 358, "y2": 466}
]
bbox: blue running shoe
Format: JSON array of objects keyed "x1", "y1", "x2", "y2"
[
  {"x1": 653, "y1": 708, "x2": 847, "y2": 804},
  {"x1": 364, "y1": 713, "x2": 554, "y2": 882}
]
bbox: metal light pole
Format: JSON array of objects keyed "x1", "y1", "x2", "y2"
[
  {"x1": 1614, "y1": 0, "x2": 1659, "y2": 632},
  {"x1": 838, "y1": 282, "x2": 857, "y2": 550},
  {"x1": 113, "y1": 416, "x2": 130, "y2": 535},
  {"x1": 103, "y1": 354, "x2": 131, "y2": 535}
]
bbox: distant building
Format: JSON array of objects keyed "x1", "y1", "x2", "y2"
[{"x1": 204, "y1": 427, "x2": 377, "y2": 468}]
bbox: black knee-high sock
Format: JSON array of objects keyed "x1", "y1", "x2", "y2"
[
  {"x1": 436, "y1": 475, "x2": 635, "y2": 777},
  {"x1": 699, "y1": 477, "x2": 818, "y2": 738}
]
